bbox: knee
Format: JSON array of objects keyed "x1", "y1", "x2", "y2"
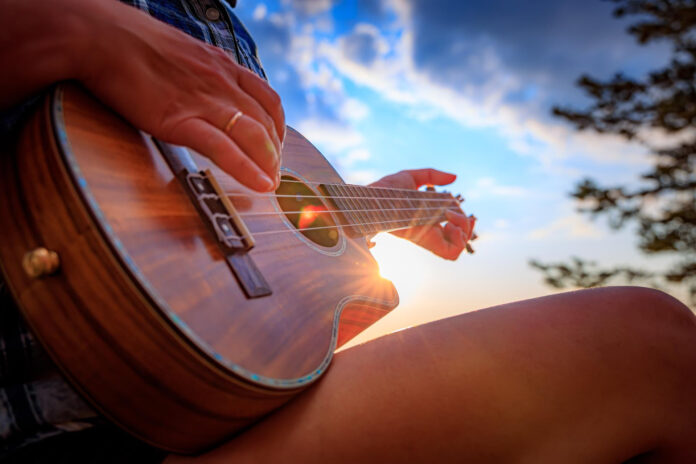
[
  {"x1": 594, "y1": 287, "x2": 696, "y2": 361},
  {"x1": 569, "y1": 286, "x2": 696, "y2": 349},
  {"x1": 610, "y1": 286, "x2": 694, "y2": 329}
]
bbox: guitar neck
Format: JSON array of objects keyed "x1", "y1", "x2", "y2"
[{"x1": 321, "y1": 183, "x2": 459, "y2": 237}]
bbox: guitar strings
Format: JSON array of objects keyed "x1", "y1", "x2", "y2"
[
  {"x1": 217, "y1": 177, "x2": 458, "y2": 197},
  {"x1": 236, "y1": 205, "x2": 461, "y2": 217},
  {"x1": 222, "y1": 191, "x2": 460, "y2": 203},
  {"x1": 278, "y1": 177, "x2": 455, "y2": 194},
  {"x1": 213, "y1": 178, "x2": 464, "y2": 237},
  {"x1": 248, "y1": 212, "x2": 448, "y2": 237}
]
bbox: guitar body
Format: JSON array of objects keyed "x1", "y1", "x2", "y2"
[{"x1": 0, "y1": 84, "x2": 398, "y2": 453}]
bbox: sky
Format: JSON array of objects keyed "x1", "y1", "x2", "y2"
[{"x1": 234, "y1": 0, "x2": 679, "y2": 347}]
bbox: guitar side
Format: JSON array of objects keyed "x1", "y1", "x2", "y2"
[{"x1": 0, "y1": 84, "x2": 398, "y2": 453}]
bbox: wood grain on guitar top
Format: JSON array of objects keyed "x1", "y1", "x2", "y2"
[{"x1": 0, "y1": 83, "x2": 398, "y2": 453}]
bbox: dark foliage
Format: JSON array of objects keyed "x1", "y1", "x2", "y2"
[{"x1": 533, "y1": 0, "x2": 696, "y2": 304}]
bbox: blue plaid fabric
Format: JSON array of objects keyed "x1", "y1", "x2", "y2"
[{"x1": 0, "y1": 1, "x2": 265, "y2": 459}]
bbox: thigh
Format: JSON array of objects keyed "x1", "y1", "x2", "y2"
[{"x1": 170, "y1": 287, "x2": 696, "y2": 464}]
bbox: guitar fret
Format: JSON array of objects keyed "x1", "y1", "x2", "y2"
[
  {"x1": 348, "y1": 185, "x2": 372, "y2": 236},
  {"x1": 386, "y1": 191, "x2": 399, "y2": 225},
  {"x1": 323, "y1": 184, "x2": 458, "y2": 237},
  {"x1": 405, "y1": 192, "x2": 417, "y2": 218},
  {"x1": 358, "y1": 186, "x2": 378, "y2": 235},
  {"x1": 346, "y1": 185, "x2": 368, "y2": 236},
  {"x1": 351, "y1": 187, "x2": 369, "y2": 235},
  {"x1": 411, "y1": 190, "x2": 424, "y2": 225},
  {"x1": 361, "y1": 186, "x2": 381, "y2": 234},
  {"x1": 328, "y1": 184, "x2": 358, "y2": 236},
  {"x1": 373, "y1": 188, "x2": 390, "y2": 228},
  {"x1": 395, "y1": 194, "x2": 406, "y2": 222}
]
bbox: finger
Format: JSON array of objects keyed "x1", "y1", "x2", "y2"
[
  {"x1": 225, "y1": 113, "x2": 279, "y2": 180},
  {"x1": 468, "y1": 215, "x2": 477, "y2": 243},
  {"x1": 237, "y1": 68, "x2": 286, "y2": 145},
  {"x1": 393, "y1": 224, "x2": 464, "y2": 260},
  {"x1": 443, "y1": 222, "x2": 466, "y2": 258},
  {"x1": 369, "y1": 172, "x2": 416, "y2": 190},
  {"x1": 391, "y1": 225, "x2": 432, "y2": 243},
  {"x1": 221, "y1": 84, "x2": 282, "y2": 155},
  {"x1": 445, "y1": 210, "x2": 471, "y2": 239},
  {"x1": 403, "y1": 168, "x2": 457, "y2": 188},
  {"x1": 420, "y1": 223, "x2": 464, "y2": 260},
  {"x1": 168, "y1": 117, "x2": 276, "y2": 192}
]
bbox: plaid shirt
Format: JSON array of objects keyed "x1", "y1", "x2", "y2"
[{"x1": 0, "y1": 1, "x2": 266, "y2": 459}]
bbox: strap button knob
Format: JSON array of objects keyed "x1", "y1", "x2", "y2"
[{"x1": 23, "y1": 247, "x2": 60, "y2": 278}]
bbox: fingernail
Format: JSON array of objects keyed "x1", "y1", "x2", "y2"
[
  {"x1": 266, "y1": 140, "x2": 280, "y2": 164},
  {"x1": 258, "y1": 172, "x2": 275, "y2": 191}
]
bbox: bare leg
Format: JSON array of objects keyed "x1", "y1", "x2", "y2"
[{"x1": 169, "y1": 287, "x2": 696, "y2": 463}]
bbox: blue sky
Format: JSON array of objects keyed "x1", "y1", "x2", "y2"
[{"x1": 235, "y1": 0, "x2": 677, "y2": 344}]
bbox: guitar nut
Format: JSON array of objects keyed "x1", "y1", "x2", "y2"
[{"x1": 23, "y1": 247, "x2": 60, "y2": 278}]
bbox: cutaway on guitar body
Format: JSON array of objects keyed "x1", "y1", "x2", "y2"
[{"x1": 0, "y1": 83, "x2": 399, "y2": 453}]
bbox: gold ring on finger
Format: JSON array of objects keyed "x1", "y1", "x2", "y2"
[{"x1": 224, "y1": 111, "x2": 243, "y2": 133}]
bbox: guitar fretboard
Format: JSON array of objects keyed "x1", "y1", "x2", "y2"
[{"x1": 321, "y1": 183, "x2": 459, "y2": 237}]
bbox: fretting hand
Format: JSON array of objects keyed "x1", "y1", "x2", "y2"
[{"x1": 369, "y1": 169, "x2": 476, "y2": 261}]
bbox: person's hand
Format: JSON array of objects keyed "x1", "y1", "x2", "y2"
[
  {"x1": 369, "y1": 169, "x2": 476, "y2": 260},
  {"x1": 1, "y1": 0, "x2": 284, "y2": 192},
  {"x1": 76, "y1": 1, "x2": 285, "y2": 192}
]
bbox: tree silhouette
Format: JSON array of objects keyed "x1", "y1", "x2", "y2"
[{"x1": 531, "y1": 0, "x2": 696, "y2": 305}]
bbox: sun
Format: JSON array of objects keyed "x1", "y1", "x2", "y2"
[{"x1": 369, "y1": 233, "x2": 433, "y2": 302}]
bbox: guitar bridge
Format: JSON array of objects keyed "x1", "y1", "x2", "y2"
[
  {"x1": 155, "y1": 139, "x2": 272, "y2": 298},
  {"x1": 180, "y1": 169, "x2": 272, "y2": 299},
  {"x1": 186, "y1": 170, "x2": 255, "y2": 252}
]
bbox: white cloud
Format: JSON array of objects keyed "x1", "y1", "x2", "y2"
[
  {"x1": 339, "y1": 98, "x2": 370, "y2": 121},
  {"x1": 296, "y1": 118, "x2": 364, "y2": 153},
  {"x1": 305, "y1": 7, "x2": 652, "y2": 179},
  {"x1": 528, "y1": 214, "x2": 604, "y2": 240},
  {"x1": 344, "y1": 169, "x2": 380, "y2": 185},
  {"x1": 282, "y1": 0, "x2": 334, "y2": 15},
  {"x1": 469, "y1": 177, "x2": 529, "y2": 198},
  {"x1": 343, "y1": 148, "x2": 372, "y2": 166},
  {"x1": 252, "y1": 4, "x2": 267, "y2": 21},
  {"x1": 253, "y1": 2, "x2": 655, "y2": 190}
]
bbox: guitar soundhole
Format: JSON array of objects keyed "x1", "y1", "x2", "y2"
[{"x1": 276, "y1": 176, "x2": 339, "y2": 248}]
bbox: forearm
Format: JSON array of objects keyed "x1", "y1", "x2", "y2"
[{"x1": 0, "y1": 0, "x2": 122, "y2": 109}]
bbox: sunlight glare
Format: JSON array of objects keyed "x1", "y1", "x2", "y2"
[{"x1": 370, "y1": 233, "x2": 433, "y2": 302}]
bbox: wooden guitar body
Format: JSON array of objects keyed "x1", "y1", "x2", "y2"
[{"x1": 0, "y1": 84, "x2": 398, "y2": 453}]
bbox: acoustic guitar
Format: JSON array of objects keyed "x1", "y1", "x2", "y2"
[{"x1": 0, "y1": 83, "x2": 463, "y2": 453}]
